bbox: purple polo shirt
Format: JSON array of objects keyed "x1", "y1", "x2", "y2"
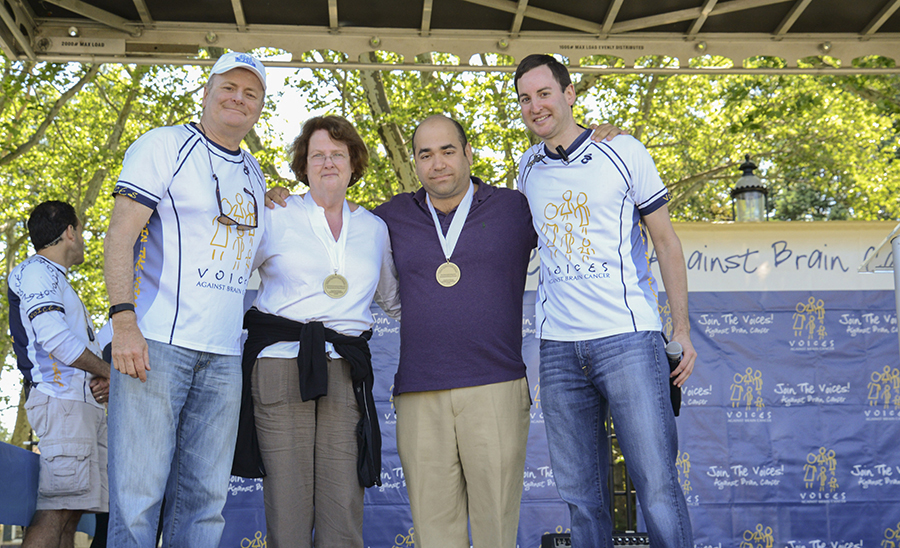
[{"x1": 373, "y1": 177, "x2": 537, "y2": 396}]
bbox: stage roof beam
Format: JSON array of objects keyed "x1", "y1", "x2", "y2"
[
  {"x1": 602, "y1": 0, "x2": 625, "y2": 34},
  {"x1": 0, "y1": 2, "x2": 35, "y2": 59},
  {"x1": 863, "y1": 0, "x2": 900, "y2": 36},
  {"x1": 775, "y1": 0, "x2": 813, "y2": 36},
  {"x1": 612, "y1": 0, "x2": 792, "y2": 34},
  {"x1": 421, "y1": 0, "x2": 433, "y2": 35},
  {"x1": 688, "y1": 0, "x2": 719, "y2": 37},
  {"x1": 231, "y1": 0, "x2": 248, "y2": 31},
  {"x1": 509, "y1": 0, "x2": 528, "y2": 37},
  {"x1": 131, "y1": 0, "x2": 153, "y2": 26},
  {"x1": 43, "y1": 0, "x2": 134, "y2": 35},
  {"x1": 461, "y1": 0, "x2": 604, "y2": 35}
]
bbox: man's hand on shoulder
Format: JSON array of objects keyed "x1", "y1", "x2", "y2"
[
  {"x1": 265, "y1": 186, "x2": 291, "y2": 209},
  {"x1": 111, "y1": 312, "x2": 151, "y2": 382},
  {"x1": 589, "y1": 123, "x2": 629, "y2": 142}
]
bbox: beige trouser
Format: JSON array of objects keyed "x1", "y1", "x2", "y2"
[
  {"x1": 251, "y1": 357, "x2": 363, "y2": 548},
  {"x1": 25, "y1": 390, "x2": 108, "y2": 512},
  {"x1": 395, "y1": 376, "x2": 531, "y2": 548}
]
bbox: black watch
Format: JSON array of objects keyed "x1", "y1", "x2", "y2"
[{"x1": 108, "y1": 303, "x2": 136, "y2": 319}]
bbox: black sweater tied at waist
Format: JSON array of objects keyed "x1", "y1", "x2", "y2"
[{"x1": 232, "y1": 307, "x2": 382, "y2": 488}]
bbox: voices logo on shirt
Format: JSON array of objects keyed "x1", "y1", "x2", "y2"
[
  {"x1": 209, "y1": 192, "x2": 256, "y2": 272},
  {"x1": 539, "y1": 189, "x2": 592, "y2": 263},
  {"x1": 741, "y1": 524, "x2": 774, "y2": 547}
]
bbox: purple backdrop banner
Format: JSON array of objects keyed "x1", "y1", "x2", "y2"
[
  {"x1": 219, "y1": 288, "x2": 900, "y2": 547},
  {"x1": 668, "y1": 289, "x2": 900, "y2": 547}
]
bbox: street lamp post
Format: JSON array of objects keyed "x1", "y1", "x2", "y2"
[{"x1": 731, "y1": 154, "x2": 768, "y2": 222}]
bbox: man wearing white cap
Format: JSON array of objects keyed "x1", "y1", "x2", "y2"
[{"x1": 103, "y1": 51, "x2": 267, "y2": 547}]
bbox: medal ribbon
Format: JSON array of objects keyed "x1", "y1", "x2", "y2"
[
  {"x1": 306, "y1": 194, "x2": 350, "y2": 277},
  {"x1": 426, "y1": 180, "x2": 474, "y2": 263}
]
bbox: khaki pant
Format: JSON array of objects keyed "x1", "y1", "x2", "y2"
[
  {"x1": 252, "y1": 357, "x2": 363, "y2": 548},
  {"x1": 395, "y1": 377, "x2": 531, "y2": 548},
  {"x1": 26, "y1": 390, "x2": 108, "y2": 512}
]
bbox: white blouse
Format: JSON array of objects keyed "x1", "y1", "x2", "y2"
[{"x1": 253, "y1": 193, "x2": 400, "y2": 359}]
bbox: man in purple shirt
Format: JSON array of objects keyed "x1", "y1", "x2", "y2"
[{"x1": 373, "y1": 115, "x2": 536, "y2": 548}]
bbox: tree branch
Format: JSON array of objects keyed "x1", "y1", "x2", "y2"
[
  {"x1": 244, "y1": 127, "x2": 289, "y2": 186},
  {"x1": 633, "y1": 73, "x2": 662, "y2": 143},
  {"x1": 0, "y1": 64, "x2": 101, "y2": 167},
  {"x1": 78, "y1": 66, "x2": 146, "y2": 217}
]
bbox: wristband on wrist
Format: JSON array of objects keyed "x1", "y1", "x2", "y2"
[{"x1": 108, "y1": 303, "x2": 136, "y2": 319}]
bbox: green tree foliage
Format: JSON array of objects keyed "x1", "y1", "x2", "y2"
[
  {"x1": 0, "y1": 59, "x2": 202, "y2": 446},
  {"x1": 286, "y1": 50, "x2": 529, "y2": 208},
  {"x1": 583, "y1": 54, "x2": 900, "y2": 221},
  {"x1": 280, "y1": 51, "x2": 899, "y2": 221}
]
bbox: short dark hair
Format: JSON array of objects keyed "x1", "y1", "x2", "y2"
[
  {"x1": 289, "y1": 115, "x2": 369, "y2": 186},
  {"x1": 28, "y1": 200, "x2": 78, "y2": 251},
  {"x1": 410, "y1": 115, "x2": 469, "y2": 155},
  {"x1": 514, "y1": 54, "x2": 572, "y2": 95}
]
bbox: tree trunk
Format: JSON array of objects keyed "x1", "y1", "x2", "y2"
[
  {"x1": 359, "y1": 55, "x2": 418, "y2": 194},
  {"x1": 243, "y1": 127, "x2": 288, "y2": 186},
  {"x1": 1, "y1": 219, "x2": 26, "y2": 445},
  {"x1": 9, "y1": 386, "x2": 31, "y2": 449},
  {"x1": 479, "y1": 55, "x2": 519, "y2": 189},
  {"x1": 574, "y1": 73, "x2": 601, "y2": 97}
]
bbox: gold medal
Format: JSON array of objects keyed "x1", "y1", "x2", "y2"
[
  {"x1": 436, "y1": 261, "x2": 461, "y2": 287},
  {"x1": 323, "y1": 273, "x2": 349, "y2": 299}
]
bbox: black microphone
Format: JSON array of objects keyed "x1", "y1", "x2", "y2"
[
  {"x1": 665, "y1": 341, "x2": 683, "y2": 416},
  {"x1": 555, "y1": 145, "x2": 569, "y2": 163}
]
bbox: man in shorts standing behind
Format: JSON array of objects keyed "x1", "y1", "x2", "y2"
[{"x1": 8, "y1": 200, "x2": 110, "y2": 548}]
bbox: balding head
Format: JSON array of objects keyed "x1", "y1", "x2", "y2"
[{"x1": 411, "y1": 115, "x2": 468, "y2": 157}]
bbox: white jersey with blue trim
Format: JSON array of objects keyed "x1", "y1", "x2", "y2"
[
  {"x1": 517, "y1": 130, "x2": 667, "y2": 342},
  {"x1": 114, "y1": 123, "x2": 266, "y2": 355},
  {"x1": 8, "y1": 255, "x2": 103, "y2": 406}
]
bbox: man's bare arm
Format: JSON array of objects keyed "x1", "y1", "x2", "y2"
[
  {"x1": 70, "y1": 348, "x2": 111, "y2": 378},
  {"x1": 643, "y1": 204, "x2": 696, "y2": 387},
  {"x1": 104, "y1": 195, "x2": 154, "y2": 382},
  {"x1": 71, "y1": 349, "x2": 111, "y2": 404}
]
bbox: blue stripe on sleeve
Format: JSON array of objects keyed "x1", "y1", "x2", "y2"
[
  {"x1": 638, "y1": 193, "x2": 670, "y2": 216},
  {"x1": 27, "y1": 304, "x2": 64, "y2": 321},
  {"x1": 114, "y1": 183, "x2": 159, "y2": 209}
]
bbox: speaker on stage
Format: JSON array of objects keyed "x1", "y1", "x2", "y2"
[{"x1": 540, "y1": 531, "x2": 651, "y2": 547}]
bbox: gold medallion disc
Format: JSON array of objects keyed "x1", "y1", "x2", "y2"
[
  {"x1": 436, "y1": 262, "x2": 461, "y2": 288},
  {"x1": 323, "y1": 273, "x2": 349, "y2": 298}
]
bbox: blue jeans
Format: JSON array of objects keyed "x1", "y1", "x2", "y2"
[
  {"x1": 107, "y1": 339, "x2": 242, "y2": 548},
  {"x1": 540, "y1": 331, "x2": 692, "y2": 548}
]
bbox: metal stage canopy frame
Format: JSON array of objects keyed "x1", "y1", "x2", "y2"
[
  {"x1": 2, "y1": 0, "x2": 900, "y2": 75},
  {"x1": 859, "y1": 223, "x2": 900, "y2": 356}
]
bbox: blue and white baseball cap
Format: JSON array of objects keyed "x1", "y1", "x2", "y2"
[{"x1": 210, "y1": 51, "x2": 267, "y2": 91}]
